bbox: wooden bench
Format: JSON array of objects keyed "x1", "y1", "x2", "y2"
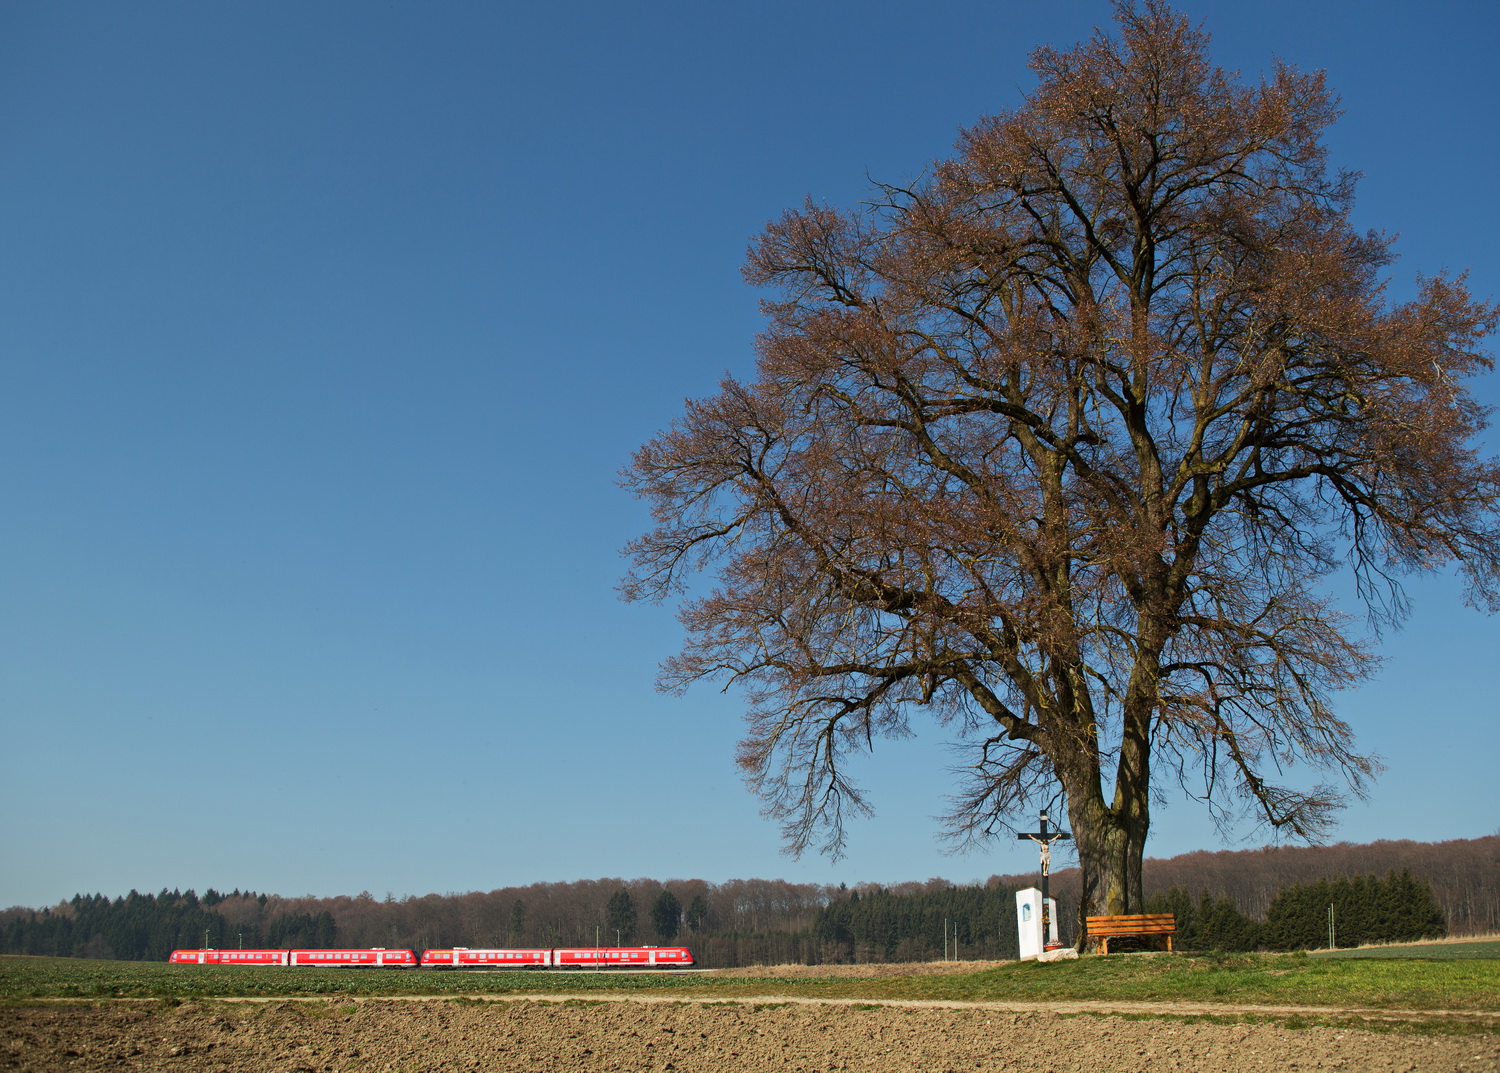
[{"x1": 1085, "y1": 913, "x2": 1177, "y2": 954}]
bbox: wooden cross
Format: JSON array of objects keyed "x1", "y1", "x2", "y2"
[{"x1": 1017, "y1": 810, "x2": 1071, "y2": 945}]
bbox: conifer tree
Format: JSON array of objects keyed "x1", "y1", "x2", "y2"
[
  {"x1": 684, "y1": 895, "x2": 709, "y2": 934},
  {"x1": 650, "y1": 889, "x2": 682, "y2": 942},
  {"x1": 604, "y1": 889, "x2": 638, "y2": 944}
]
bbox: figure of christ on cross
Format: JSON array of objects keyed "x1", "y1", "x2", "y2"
[{"x1": 1017, "y1": 810, "x2": 1071, "y2": 949}]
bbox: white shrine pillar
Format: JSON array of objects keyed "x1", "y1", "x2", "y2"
[{"x1": 1015, "y1": 887, "x2": 1058, "y2": 960}]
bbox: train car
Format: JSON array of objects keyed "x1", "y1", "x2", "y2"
[
  {"x1": 169, "y1": 950, "x2": 289, "y2": 966},
  {"x1": 287, "y1": 948, "x2": 418, "y2": 968},
  {"x1": 169, "y1": 946, "x2": 692, "y2": 969},
  {"x1": 421, "y1": 948, "x2": 552, "y2": 969},
  {"x1": 550, "y1": 946, "x2": 694, "y2": 968},
  {"x1": 645, "y1": 946, "x2": 695, "y2": 967}
]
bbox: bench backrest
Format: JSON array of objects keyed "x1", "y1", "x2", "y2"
[{"x1": 1085, "y1": 913, "x2": 1177, "y2": 935}]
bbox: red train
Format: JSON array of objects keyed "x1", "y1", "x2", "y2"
[
  {"x1": 424, "y1": 947, "x2": 695, "y2": 968},
  {"x1": 169, "y1": 945, "x2": 694, "y2": 969}
]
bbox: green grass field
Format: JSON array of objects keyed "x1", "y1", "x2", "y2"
[
  {"x1": 3, "y1": 952, "x2": 1497, "y2": 1019},
  {"x1": 1310, "y1": 940, "x2": 1500, "y2": 960}
]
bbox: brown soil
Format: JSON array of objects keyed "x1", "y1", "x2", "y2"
[{"x1": 4, "y1": 998, "x2": 1496, "y2": 1072}]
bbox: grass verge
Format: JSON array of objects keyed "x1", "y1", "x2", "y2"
[
  {"x1": 1309, "y1": 939, "x2": 1500, "y2": 960},
  {"x1": 3, "y1": 952, "x2": 1496, "y2": 1031}
]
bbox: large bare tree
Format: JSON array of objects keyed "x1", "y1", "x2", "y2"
[{"x1": 622, "y1": 2, "x2": 1500, "y2": 934}]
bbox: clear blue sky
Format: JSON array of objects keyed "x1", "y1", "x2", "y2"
[{"x1": 2, "y1": 1, "x2": 1496, "y2": 910}]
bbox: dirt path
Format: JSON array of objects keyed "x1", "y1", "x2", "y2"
[
  {"x1": 170, "y1": 989, "x2": 1500, "y2": 1026},
  {"x1": 4, "y1": 997, "x2": 1496, "y2": 1072}
]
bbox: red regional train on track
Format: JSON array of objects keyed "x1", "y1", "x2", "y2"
[{"x1": 169, "y1": 946, "x2": 695, "y2": 969}]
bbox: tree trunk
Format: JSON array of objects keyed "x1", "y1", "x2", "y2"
[
  {"x1": 1062, "y1": 759, "x2": 1150, "y2": 949},
  {"x1": 1058, "y1": 636, "x2": 1162, "y2": 947}
]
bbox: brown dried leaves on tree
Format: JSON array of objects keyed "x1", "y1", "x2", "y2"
[{"x1": 621, "y1": 2, "x2": 1500, "y2": 922}]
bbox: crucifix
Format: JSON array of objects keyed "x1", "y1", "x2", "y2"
[{"x1": 1017, "y1": 809, "x2": 1071, "y2": 947}]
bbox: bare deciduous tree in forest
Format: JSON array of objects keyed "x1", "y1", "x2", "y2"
[{"x1": 623, "y1": 1, "x2": 1500, "y2": 936}]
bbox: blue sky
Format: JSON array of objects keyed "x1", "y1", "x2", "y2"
[{"x1": 2, "y1": 0, "x2": 1496, "y2": 910}]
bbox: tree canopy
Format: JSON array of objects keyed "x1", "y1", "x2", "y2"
[{"x1": 622, "y1": 1, "x2": 1499, "y2": 928}]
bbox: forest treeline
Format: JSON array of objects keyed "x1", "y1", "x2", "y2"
[
  {"x1": 1143, "y1": 869, "x2": 1448, "y2": 953},
  {"x1": 2, "y1": 835, "x2": 1492, "y2": 966},
  {"x1": 1008, "y1": 834, "x2": 1498, "y2": 941}
]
